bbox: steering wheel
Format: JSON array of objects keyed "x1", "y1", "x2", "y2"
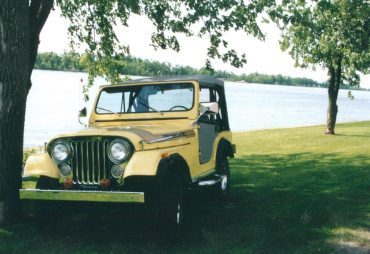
[{"x1": 169, "y1": 105, "x2": 188, "y2": 111}]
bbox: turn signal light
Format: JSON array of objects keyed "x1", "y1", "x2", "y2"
[
  {"x1": 161, "y1": 152, "x2": 169, "y2": 159},
  {"x1": 64, "y1": 179, "x2": 73, "y2": 189},
  {"x1": 100, "y1": 178, "x2": 110, "y2": 190}
]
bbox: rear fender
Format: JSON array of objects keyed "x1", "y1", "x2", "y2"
[{"x1": 217, "y1": 138, "x2": 235, "y2": 160}]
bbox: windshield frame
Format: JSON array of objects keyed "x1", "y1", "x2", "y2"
[{"x1": 94, "y1": 82, "x2": 195, "y2": 115}]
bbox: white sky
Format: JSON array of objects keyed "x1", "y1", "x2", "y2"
[{"x1": 39, "y1": 9, "x2": 370, "y2": 88}]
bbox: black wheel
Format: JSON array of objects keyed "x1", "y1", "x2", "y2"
[
  {"x1": 153, "y1": 173, "x2": 185, "y2": 230},
  {"x1": 165, "y1": 173, "x2": 184, "y2": 227},
  {"x1": 214, "y1": 155, "x2": 230, "y2": 200},
  {"x1": 35, "y1": 201, "x2": 57, "y2": 233},
  {"x1": 34, "y1": 177, "x2": 60, "y2": 232}
]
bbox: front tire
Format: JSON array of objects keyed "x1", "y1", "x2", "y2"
[
  {"x1": 34, "y1": 176, "x2": 60, "y2": 232},
  {"x1": 165, "y1": 173, "x2": 184, "y2": 227},
  {"x1": 153, "y1": 173, "x2": 184, "y2": 229}
]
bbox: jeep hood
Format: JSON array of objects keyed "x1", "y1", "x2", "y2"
[{"x1": 51, "y1": 124, "x2": 196, "y2": 151}]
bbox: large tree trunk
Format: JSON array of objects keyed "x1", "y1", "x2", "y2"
[
  {"x1": 325, "y1": 59, "x2": 342, "y2": 135},
  {"x1": 0, "y1": 0, "x2": 30, "y2": 224},
  {"x1": 0, "y1": 0, "x2": 54, "y2": 225}
]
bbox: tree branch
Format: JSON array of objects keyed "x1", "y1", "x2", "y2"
[
  {"x1": 29, "y1": 0, "x2": 42, "y2": 23},
  {"x1": 35, "y1": 0, "x2": 54, "y2": 36},
  {"x1": 335, "y1": 57, "x2": 342, "y2": 93}
]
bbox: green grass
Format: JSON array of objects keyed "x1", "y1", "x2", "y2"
[{"x1": 2, "y1": 121, "x2": 370, "y2": 253}]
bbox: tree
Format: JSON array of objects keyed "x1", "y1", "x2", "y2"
[
  {"x1": 0, "y1": 0, "x2": 273, "y2": 224},
  {"x1": 271, "y1": 0, "x2": 369, "y2": 134},
  {"x1": 0, "y1": 0, "x2": 54, "y2": 225}
]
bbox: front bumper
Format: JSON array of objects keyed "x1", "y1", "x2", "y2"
[{"x1": 19, "y1": 189, "x2": 145, "y2": 203}]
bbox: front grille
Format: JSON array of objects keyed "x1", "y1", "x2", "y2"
[{"x1": 70, "y1": 139, "x2": 110, "y2": 185}]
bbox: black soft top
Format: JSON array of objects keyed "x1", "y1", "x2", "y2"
[{"x1": 122, "y1": 75, "x2": 224, "y2": 87}]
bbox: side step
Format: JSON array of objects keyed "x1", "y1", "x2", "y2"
[{"x1": 198, "y1": 174, "x2": 224, "y2": 186}]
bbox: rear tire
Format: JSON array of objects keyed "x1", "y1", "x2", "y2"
[{"x1": 214, "y1": 155, "x2": 230, "y2": 200}]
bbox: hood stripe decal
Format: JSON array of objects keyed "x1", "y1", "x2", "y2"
[
  {"x1": 105, "y1": 127, "x2": 195, "y2": 144},
  {"x1": 95, "y1": 117, "x2": 188, "y2": 122},
  {"x1": 145, "y1": 130, "x2": 195, "y2": 143}
]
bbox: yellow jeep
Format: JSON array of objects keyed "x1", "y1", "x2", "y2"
[{"x1": 21, "y1": 75, "x2": 235, "y2": 226}]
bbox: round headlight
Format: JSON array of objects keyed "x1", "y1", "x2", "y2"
[
  {"x1": 59, "y1": 164, "x2": 72, "y2": 177},
  {"x1": 111, "y1": 165, "x2": 124, "y2": 178},
  {"x1": 108, "y1": 139, "x2": 130, "y2": 164},
  {"x1": 52, "y1": 142, "x2": 70, "y2": 163}
]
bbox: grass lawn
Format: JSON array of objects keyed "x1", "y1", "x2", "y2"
[{"x1": 1, "y1": 121, "x2": 370, "y2": 253}]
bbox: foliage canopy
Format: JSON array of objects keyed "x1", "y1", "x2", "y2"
[
  {"x1": 57, "y1": 0, "x2": 274, "y2": 86},
  {"x1": 272, "y1": 0, "x2": 369, "y2": 86}
]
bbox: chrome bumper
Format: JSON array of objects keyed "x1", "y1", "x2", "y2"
[{"x1": 20, "y1": 189, "x2": 145, "y2": 203}]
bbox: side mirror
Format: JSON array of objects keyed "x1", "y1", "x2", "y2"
[
  {"x1": 199, "y1": 102, "x2": 219, "y2": 115},
  {"x1": 192, "y1": 102, "x2": 219, "y2": 127},
  {"x1": 79, "y1": 107, "x2": 87, "y2": 118},
  {"x1": 78, "y1": 107, "x2": 87, "y2": 127}
]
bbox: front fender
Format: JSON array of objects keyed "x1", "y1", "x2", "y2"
[
  {"x1": 124, "y1": 148, "x2": 180, "y2": 178},
  {"x1": 23, "y1": 153, "x2": 59, "y2": 179}
]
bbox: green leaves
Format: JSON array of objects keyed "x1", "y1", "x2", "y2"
[
  {"x1": 274, "y1": 0, "x2": 369, "y2": 87},
  {"x1": 55, "y1": 0, "x2": 273, "y2": 92}
]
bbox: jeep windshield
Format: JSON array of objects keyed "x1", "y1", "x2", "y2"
[{"x1": 96, "y1": 83, "x2": 194, "y2": 114}]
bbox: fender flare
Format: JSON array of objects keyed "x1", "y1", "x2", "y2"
[
  {"x1": 216, "y1": 138, "x2": 234, "y2": 162},
  {"x1": 23, "y1": 153, "x2": 59, "y2": 179},
  {"x1": 156, "y1": 153, "x2": 191, "y2": 185}
]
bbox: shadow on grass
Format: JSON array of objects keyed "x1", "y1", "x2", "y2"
[
  {"x1": 335, "y1": 133, "x2": 370, "y2": 138},
  {"x1": 1, "y1": 153, "x2": 369, "y2": 253}
]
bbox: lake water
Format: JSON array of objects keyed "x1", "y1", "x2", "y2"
[{"x1": 25, "y1": 70, "x2": 370, "y2": 147}]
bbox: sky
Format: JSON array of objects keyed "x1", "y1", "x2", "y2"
[{"x1": 39, "y1": 9, "x2": 370, "y2": 88}]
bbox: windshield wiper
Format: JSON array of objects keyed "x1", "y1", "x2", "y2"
[
  {"x1": 96, "y1": 107, "x2": 119, "y2": 115},
  {"x1": 138, "y1": 101, "x2": 163, "y2": 115}
]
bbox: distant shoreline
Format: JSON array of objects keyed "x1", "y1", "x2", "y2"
[
  {"x1": 33, "y1": 68, "x2": 370, "y2": 92},
  {"x1": 33, "y1": 52, "x2": 331, "y2": 89}
]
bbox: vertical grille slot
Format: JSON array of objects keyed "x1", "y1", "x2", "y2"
[{"x1": 71, "y1": 139, "x2": 109, "y2": 185}]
